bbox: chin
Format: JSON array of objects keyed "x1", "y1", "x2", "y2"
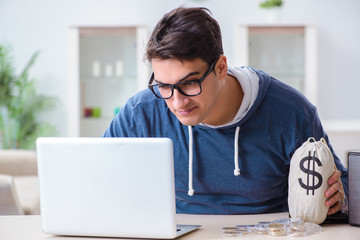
[
  {"x1": 178, "y1": 118, "x2": 202, "y2": 126},
  {"x1": 171, "y1": 109, "x2": 203, "y2": 126}
]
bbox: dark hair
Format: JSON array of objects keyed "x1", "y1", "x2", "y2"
[{"x1": 145, "y1": 7, "x2": 223, "y2": 65}]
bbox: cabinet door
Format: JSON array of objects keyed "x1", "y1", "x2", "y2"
[
  {"x1": 68, "y1": 27, "x2": 149, "y2": 137},
  {"x1": 235, "y1": 25, "x2": 317, "y2": 106}
]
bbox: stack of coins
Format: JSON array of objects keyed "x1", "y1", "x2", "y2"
[
  {"x1": 267, "y1": 222, "x2": 287, "y2": 236},
  {"x1": 288, "y1": 218, "x2": 306, "y2": 236},
  {"x1": 255, "y1": 222, "x2": 270, "y2": 235},
  {"x1": 221, "y1": 227, "x2": 242, "y2": 238}
]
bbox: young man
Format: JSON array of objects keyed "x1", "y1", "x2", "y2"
[{"x1": 103, "y1": 7, "x2": 347, "y2": 215}]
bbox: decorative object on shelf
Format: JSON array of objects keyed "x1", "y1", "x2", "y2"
[
  {"x1": 91, "y1": 107, "x2": 101, "y2": 118},
  {"x1": 83, "y1": 107, "x2": 92, "y2": 117},
  {"x1": 92, "y1": 61, "x2": 101, "y2": 77},
  {"x1": 0, "y1": 44, "x2": 57, "y2": 149},
  {"x1": 115, "y1": 60, "x2": 124, "y2": 77},
  {"x1": 114, "y1": 106, "x2": 121, "y2": 116}
]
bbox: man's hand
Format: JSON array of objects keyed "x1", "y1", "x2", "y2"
[{"x1": 325, "y1": 169, "x2": 344, "y2": 215}]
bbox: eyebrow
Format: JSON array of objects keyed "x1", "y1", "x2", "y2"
[{"x1": 154, "y1": 71, "x2": 200, "y2": 84}]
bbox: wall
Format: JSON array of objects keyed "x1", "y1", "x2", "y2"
[{"x1": 0, "y1": 0, "x2": 360, "y2": 163}]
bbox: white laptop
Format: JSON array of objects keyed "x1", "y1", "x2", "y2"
[{"x1": 36, "y1": 137, "x2": 200, "y2": 239}]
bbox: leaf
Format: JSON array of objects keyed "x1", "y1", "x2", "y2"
[
  {"x1": 0, "y1": 43, "x2": 58, "y2": 149},
  {"x1": 260, "y1": 0, "x2": 282, "y2": 9}
]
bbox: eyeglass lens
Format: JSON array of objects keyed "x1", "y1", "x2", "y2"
[{"x1": 155, "y1": 81, "x2": 201, "y2": 99}]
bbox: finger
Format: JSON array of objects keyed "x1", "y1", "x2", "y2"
[
  {"x1": 325, "y1": 180, "x2": 341, "y2": 198},
  {"x1": 328, "y1": 170, "x2": 341, "y2": 185},
  {"x1": 328, "y1": 200, "x2": 342, "y2": 215},
  {"x1": 326, "y1": 189, "x2": 342, "y2": 207}
]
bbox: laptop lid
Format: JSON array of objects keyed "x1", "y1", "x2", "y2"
[{"x1": 36, "y1": 137, "x2": 198, "y2": 239}]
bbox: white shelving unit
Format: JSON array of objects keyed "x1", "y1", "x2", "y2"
[
  {"x1": 234, "y1": 24, "x2": 318, "y2": 106},
  {"x1": 68, "y1": 26, "x2": 150, "y2": 137}
]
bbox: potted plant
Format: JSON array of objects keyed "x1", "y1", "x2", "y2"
[
  {"x1": 0, "y1": 44, "x2": 57, "y2": 149},
  {"x1": 259, "y1": 0, "x2": 283, "y2": 22},
  {"x1": 259, "y1": 0, "x2": 283, "y2": 8}
]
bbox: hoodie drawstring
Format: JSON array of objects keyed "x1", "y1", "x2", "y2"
[
  {"x1": 234, "y1": 126, "x2": 241, "y2": 176},
  {"x1": 188, "y1": 126, "x2": 195, "y2": 196},
  {"x1": 187, "y1": 125, "x2": 241, "y2": 196}
]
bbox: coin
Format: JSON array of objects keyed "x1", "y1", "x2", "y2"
[
  {"x1": 222, "y1": 230, "x2": 242, "y2": 237},
  {"x1": 257, "y1": 221, "x2": 271, "y2": 224},
  {"x1": 268, "y1": 229, "x2": 286, "y2": 236},
  {"x1": 268, "y1": 223, "x2": 285, "y2": 229},
  {"x1": 222, "y1": 228, "x2": 243, "y2": 238},
  {"x1": 255, "y1": 222, "x2": 269, "y2": 235},
  {"x1": 289, "y1": 231, "x2": 306, "y2": 237},
  {"x1": 290, "y1": 224, "x2": 306, "y2": 232},
  {"x1": 267, "y1": 222, "x2": 286, "y2": 236},
  {"x1": 236, "y1": 224, "x2": 255, "y2": 233},
  {"x1": 222, "y1": 227, "x2": 239, "y2": 231},
  {"x1": 271, "y1": 218, "x2": 291, "y2": 225}
]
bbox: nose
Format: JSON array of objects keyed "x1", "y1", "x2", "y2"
[{"x1": 171, "y1": 89, "x2": 190, "y2": 109}]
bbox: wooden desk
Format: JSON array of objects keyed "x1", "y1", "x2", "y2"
[{"x1": 0, "y1": 213, "x2": 359, "y2": 239}]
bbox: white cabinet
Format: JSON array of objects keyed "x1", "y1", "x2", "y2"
[
  {"x1": 68, "y1": 27, "x2": 150, "y2": 137},
  {"x1": 234, "y1": 25, "x2": 317, "y2": 106}
]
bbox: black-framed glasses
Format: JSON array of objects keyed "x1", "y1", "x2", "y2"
[{"x1": 148, "y1": 58, "x2": 218, "y2": 99}]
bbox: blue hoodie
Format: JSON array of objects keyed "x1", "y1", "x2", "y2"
[{"x1": 103, "y1": 67, "x2": 348, "y2": 214}]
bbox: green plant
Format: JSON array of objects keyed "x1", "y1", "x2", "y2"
[
  {"x1": 260, "y1": 0, "x2": 282, "y2": 8},
  {"x1": 0, "y1": 44, "x2": 57, "y2": 149}
]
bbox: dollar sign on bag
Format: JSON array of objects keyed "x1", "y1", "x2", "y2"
[{"x1": 298, "y1": 151, "x2": 323, "y2": 195}]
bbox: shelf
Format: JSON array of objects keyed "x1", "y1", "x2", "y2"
[
  {"x1": 80, "y1": 74, "x2": 137, "y2": 81},
  {"x1": 248, "y1": 26, "x2": 305, "y2": 35},
  {"x1": 322, "y1": 120, "x2": 360, "y2": 133},
  {"x1": 81, "y1": 117, "x2": 114, "y2": 123}
]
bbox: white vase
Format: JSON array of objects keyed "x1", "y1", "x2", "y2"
[{"x1": 263, "y1": 7, "x2": 282, "y2": 23}]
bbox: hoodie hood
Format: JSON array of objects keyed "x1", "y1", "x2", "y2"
[{"x1": 198, "y1": 66, "x2": 271, "y2": 130}]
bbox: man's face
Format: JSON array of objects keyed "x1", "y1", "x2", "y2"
[{"x1": 151, "y1": 58, "x2": 222, "y2": 126}]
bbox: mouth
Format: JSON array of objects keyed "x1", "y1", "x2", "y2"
[{"x1": 176, "y1": 106, "x2": 197, "y2": 116}]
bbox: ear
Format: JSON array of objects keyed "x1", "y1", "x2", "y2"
[{"x1": 215, "y1": 55, "x2": 228, "y2": 79}]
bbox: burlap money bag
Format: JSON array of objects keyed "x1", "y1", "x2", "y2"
[{"x1": 288, "y1": 137, "x2": 336, "y2": 224}]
